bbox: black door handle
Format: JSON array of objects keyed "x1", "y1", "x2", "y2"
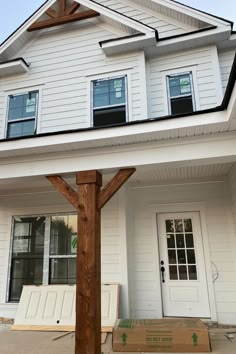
[{"x1": 160, "y1": 266, "x2": 165, "y2": 283}]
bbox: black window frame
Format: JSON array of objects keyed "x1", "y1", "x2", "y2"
[
  {"x1": 167, "y1": 72, "x2": 195, "y2": 116},
  {"x1": 6, "y1": 90, "x2": 39, "y2": 139},
  {"x1": 92, "y1": 75, "x2": 128, "y2": 127}
]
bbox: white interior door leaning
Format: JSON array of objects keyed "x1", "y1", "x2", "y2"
[{"x1": 157, "y1": 212, "x2": 210, "y2": 318}]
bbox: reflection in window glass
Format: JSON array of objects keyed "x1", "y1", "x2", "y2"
[
  {"x1": 9, "y1": 217, "x2": 45, "y2": 301},
  {"x1": 7, "y1": 91, "x2": 38, "y2": 138},
  {"x1": 50, "y1": 215, "x2": 77, "y2": 255},
  {"x1": 49, "y1": 215, "x2": 77, "y2": 286}
]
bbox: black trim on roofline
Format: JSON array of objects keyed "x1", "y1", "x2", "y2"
[
  {"x1": 158, "y1": 26, "x2": 217, "y2": 42},
  {"x1": 0, "y1": 57, "x2": 29, "y2": 67},
  {"x1": 88, "y1": 0, "x2": 157, "y2": 33},
  {"x1": 0, "y1": 0, "x2": 158, "y2": 49},
  {"x1": 99, "y1": 25, "x2": 217, "y2": 48},
  {"x1": 99, "y1": 32, "x2": 154, "y2": 47},
  {"x1": 1, "y1": 53, "x2": 235, "y2": 144},
  {"x1": 170, "y1": 0, "x2": 234, "y2": 29}
]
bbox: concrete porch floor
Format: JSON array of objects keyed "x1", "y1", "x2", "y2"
[{"x1": 0, "y1": 326, "x2": 235, "y2": 354}]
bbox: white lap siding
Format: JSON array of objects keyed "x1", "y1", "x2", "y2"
[
  {"x1": 0, "y1": 23, "x2": 146, "y2": 137},
  {"x1": 98, "y1": 0, "x2": 191, "y2": 37},
  {"x1": 128, "y1": 181, "x2": 236, "y2": 324},
  {"x1": 148, "y1": 46, "x2": 223, "y2": 118},
  {"x1": 218, "y1": 50, "x2": 235, "y2": 93},
  {"x1": 0, "y1": 190, "x2": 128, "y2": 319}
]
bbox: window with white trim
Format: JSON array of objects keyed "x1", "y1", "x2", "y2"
[
  {"x1": 92, "y1": 76, "x2": 127, "y2": 127},
  {"x1": 167, "y1": 72, "x2": 195, "y2": 115},
  {"x1": 7, "y1": 91, "x2": 38, "y2": 138},
  {"x1": 8, "y1": 214, "x2": 77, "y2": 302}
]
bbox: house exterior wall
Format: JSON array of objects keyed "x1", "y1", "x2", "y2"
[
  {"x1": 0, "y1": 190, "x2": 129, "y2": 319},
  {"x1": 147, "y1": 45, "x2": 223, "y2": 119},
  {"x1": 0, "y1": 178, "x2": 236, "y2": 324},
  {"x1": 127, "y1": 180, "x2": 236, "y2": 324},
  {"x1": 0, "y1": 21, "x2": 234, "y2": 138},
  {"x1": 0, "y1": 22, "x2": 147, "y2": 137},
  {"x1": 218, "y1": 49, "x2": 236, "y2": 93}
]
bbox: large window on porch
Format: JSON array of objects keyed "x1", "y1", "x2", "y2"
[{"x1": 8, "y1": 214, "x2": 77, "y2": 302}]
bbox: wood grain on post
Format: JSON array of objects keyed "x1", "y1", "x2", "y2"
[{"x1": 76, "y1": 170, "x2": 102, "y2": 354}]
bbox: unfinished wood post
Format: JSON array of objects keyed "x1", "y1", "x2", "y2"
[{"x1": 76, "y1": 170, "x2": 102, "y2": 354}]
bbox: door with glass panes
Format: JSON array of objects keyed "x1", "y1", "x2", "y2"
[{"x1": 157, "y1": 212, "x2": 210, "y2": 318}]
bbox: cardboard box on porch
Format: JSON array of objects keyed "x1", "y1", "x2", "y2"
[{"x1": 113, "y1": 318, "x2": 211, "y2": 352}]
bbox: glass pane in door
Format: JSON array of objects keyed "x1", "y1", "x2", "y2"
[{"x1": 165, "y1": 218, "x2": 197, "y2": 281}]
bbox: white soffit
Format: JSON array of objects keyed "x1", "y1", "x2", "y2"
[{"x1": 138, "y1": 0, "x2": 232, "y2": 29}]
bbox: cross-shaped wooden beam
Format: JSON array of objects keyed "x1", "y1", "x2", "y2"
[
  {"x1": 28, "y1": 0, "x2": 99, "y2": 32},
  {"x1": 46, "y1": 168, "x2": 135, "y2": 354}
]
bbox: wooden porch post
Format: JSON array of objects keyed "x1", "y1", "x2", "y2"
[
  {"x1": 76, "y1": 170, "x2": 102, "y2": 354},
  {"x1": 46, "y1": 168, "x2": 135, "y2": 354}
]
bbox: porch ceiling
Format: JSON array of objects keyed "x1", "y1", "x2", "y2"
[{"x1": 0, "y1": 162, "x2": 233, "y2": 208}]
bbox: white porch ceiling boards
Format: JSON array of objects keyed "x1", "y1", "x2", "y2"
[{"x1": 0, "y1": 162, "x2": 233, "y2": 194}]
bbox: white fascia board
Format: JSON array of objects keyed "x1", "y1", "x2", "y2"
[
  {"x1": 74, "y1": 0, "x2": 155, "y2": 35},
  {"x1": 152, "y1": 27, "x2": 231, "y2": 56},
  {"x1": 151, "y1": 0, "x2": 233, "y2": 28},
  {"x1": 101, "y1": 34, "x2": 157, "y2": 55},
  {"x1": 0, "y1": 110, "x2": 228, "y2": 157},
  {"x1": 1, "y1": 133, "x2": 236, "y2": 179}
]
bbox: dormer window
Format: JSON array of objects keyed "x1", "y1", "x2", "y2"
[
  {"x1": 7, "y1": 91, "x2": 38, "y2": 138},
  {"x1": 92, "y1": 76, "x2": 127, "y2": 127},
  {"x1": 167, "y1": 72, "x2": 195, "y2": 115}
]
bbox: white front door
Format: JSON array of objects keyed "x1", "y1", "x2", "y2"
[{"x1": 158, "y1": 212, "x2": 210, "y2": 318}]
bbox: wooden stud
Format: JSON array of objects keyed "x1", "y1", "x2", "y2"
[
  {"x1": 98, "y1": 168, "x2": 136, "y2": 209},
  {"x1": 46, "y1": 175, "x2": 85, "y2": 213},
  {"x1": 66, "y1": 1, "x2": 81, "y2": 15},
  {"x1": 46, "y1": 9, "x2": 58, "y2": 18},
  {"x1": 59, "y1": 0, "x2": 67, "y2": 16},
  {"x1": 76, "y1": 170, "x2": 102, "y2": 354},
  {"x1": 27, "y1": 10, "x2": 99, "y2": 32}
]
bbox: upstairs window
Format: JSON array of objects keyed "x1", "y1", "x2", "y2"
[
  {"x1": 7, "y1": 91, "x2": 38, "y2": 138},
  {"x1": 167, "y1": 73, "x2": 194, "y2": 115},
  {"x1": 92, "y1": 76, "x2": 127, "y2": 127}
]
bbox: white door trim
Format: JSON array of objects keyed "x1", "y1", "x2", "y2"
[{"x1": 149, "y1": 202, "x2": 217, "y2": 322}]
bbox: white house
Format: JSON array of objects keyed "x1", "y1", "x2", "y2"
[{"x1": 0, "y1": 0, "x2": 236, "y2": 326}]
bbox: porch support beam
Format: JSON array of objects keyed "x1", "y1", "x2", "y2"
[
  {"x1": 76, "y1": 170, "x2": 102, "y2": 354},
  {"x1": 46, "y1": 175, "x2": 84, "y2": 212},
  {"x1": 98, "y1": 168, "x2": 136, "y2": 209},
  {"x1": 46, "y1": 168, "x2": 135, "y2": 354}
]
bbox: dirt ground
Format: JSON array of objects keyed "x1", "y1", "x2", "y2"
[{"x1": 0, "y1": 325, "x2": 236, "y2": 354}]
